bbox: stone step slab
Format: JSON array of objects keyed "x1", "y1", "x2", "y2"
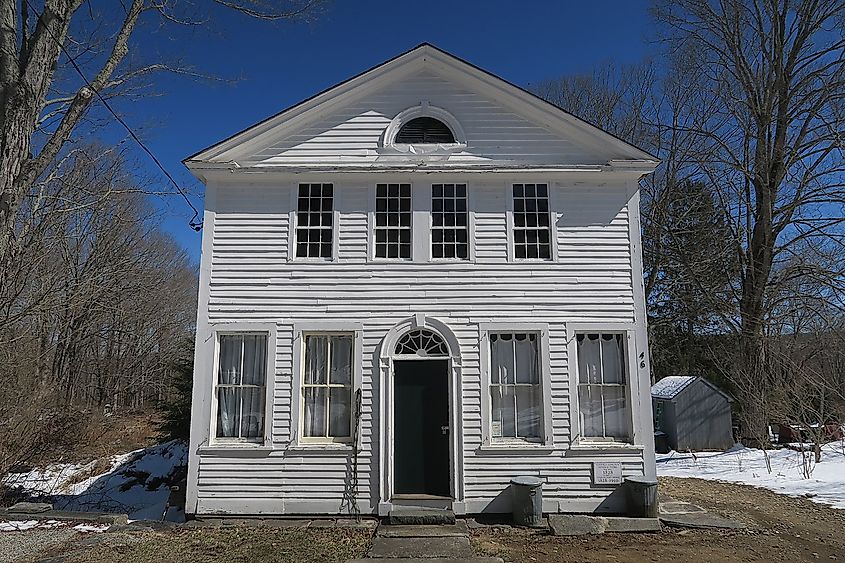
[
  {"x1": 388, "y1": 508, "x2": 456, "y2": 525},
  {"x1": 367, "y1": 536, "x2": 473, "y2": 559},
  {"x1": 347, "y1": 559, "x2": 503, "y2": 563},
  {"x1": 377, "y1": 522, "x2": 469, "y2": 538}
]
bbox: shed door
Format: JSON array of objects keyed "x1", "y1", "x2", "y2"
[{"x1": 393, "y1": 359, "x2": 450, "y2": 497}]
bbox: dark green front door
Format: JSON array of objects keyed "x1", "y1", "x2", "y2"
[{"x1": 393, "y1": 359, "x2": 450, "y2": 496}]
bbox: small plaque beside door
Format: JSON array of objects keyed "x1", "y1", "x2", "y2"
[{"x1": 593, "y1": 462, "x2": 623, "y2": 485}]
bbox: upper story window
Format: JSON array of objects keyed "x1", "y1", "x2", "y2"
[
  {"x1": 432, "y1": 184, "x2": 468, "y2": 259},
  {"x1": 296, "y1": 183, "x2": 333, "y2": 259},
  {"x1": 375, "y1": 183, "x2": 411, "y2": 259},
  {"x1": 395, "y1": 117, "x2": 456, "y2": 144},
  {"x1": 512, "y1": 183, "x2": 551, "y2": 260}
]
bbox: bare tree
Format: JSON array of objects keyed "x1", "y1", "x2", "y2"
[
  {"x1": 0, "y1": 0, "x2": 322, "y2": 271},
  {"x1": 654, "y1": 0, "x2": 845, "y2": 437}
]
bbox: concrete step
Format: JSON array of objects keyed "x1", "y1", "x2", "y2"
[
  {"x1": 388, "y1": 507, "x2": 456, "y2": 525},
  {"x1": 377, "y1": 522, "x2": 468, "y2": 538},
  {"x1": 367, "y1": 536, "x2": 472, "y2": 559},
  {"x1": 347, "y1": 559, "x2": 503, "y2": 563}
]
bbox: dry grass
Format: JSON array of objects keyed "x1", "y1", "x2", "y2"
[{"x1": 34, "y1": 526, "x2": 373, "y2": 563}]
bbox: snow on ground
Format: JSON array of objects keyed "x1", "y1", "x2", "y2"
[
  {"x1": 3, "y1": 440, "x2": 186, "y2": 523},
  {"x1": 657, "y1": 441, "x2": 845, "y2": 509}
]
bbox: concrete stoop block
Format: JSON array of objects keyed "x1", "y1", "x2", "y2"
[{"x1": 549, "y1": 514, "x2": 661, "y2": 536}]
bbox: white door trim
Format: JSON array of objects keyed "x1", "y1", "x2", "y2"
[{"x1": 377, "y1": 316, "x2": 464, "y2": 515}]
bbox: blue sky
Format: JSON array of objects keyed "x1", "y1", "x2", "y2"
[{"x1": 120, "y1": 0, "x2": 655, "y2": 260}]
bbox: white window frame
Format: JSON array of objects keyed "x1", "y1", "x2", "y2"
[
  {"x1": 429, "y1": 182, "x2": 474, "y2": 262},
  {"x1": 479, "y1": 322, "x2": 553, "y2": 449},
  {"x1": 208, "y1": 323, "x2": 276, "y2": 447},
  {"x1": 505, "y1": 182, "x2": 558, "y2": 262},
  {"x1": 289, "y1": 182, "x2": 339, "y2": 262},
  {"x1": 567, "y1": 323, "x2": 638, "y2": 447},
  {"x1": 291, "y1": 322, "x2": 363, "y2": 448},
  {"x1": 372, "y1": 182, "x2": 413, "y2": 261}
]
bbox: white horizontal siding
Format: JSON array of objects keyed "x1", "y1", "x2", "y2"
[
  {"x1": 243, "y1": 70, "x2": 601, "y2": 167},
  {"x1": 195, "y1": 179, "x2": 643, "y2": 515}
]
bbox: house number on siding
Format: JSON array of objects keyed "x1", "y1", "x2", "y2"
[{"x1": 593, "y1": 462, "x2": 623, "y2": 485}]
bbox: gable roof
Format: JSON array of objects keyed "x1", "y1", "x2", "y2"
[
  {"x1": 184, "y1": 43, "x2": 658, "y2": 167},
  {"x1": 651, "y1": 375, "x2": 733, "y2": 402}
]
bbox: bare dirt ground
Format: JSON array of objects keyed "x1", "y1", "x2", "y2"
[
  {"x1": 7, "y1": 476, "x2": 844, "y2": 562},
  {"x1": 471, "y1": 476, "x2": 845, "y2": 563}
]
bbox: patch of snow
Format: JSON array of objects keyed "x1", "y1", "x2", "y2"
[
  {"x1": 3, "y1": 440, "x2": 186, "y2": 522},
  {"x1": 657, "y1": 441, "x2": 845, "y2": 509},
  {"x1": 0, "y1": 520, "x2": 41, "y2": 532},
  {"x1": 651, "y1": 375, "x2": 696, "y2": 400},
  {"x1": 72, "y1": 523, "x2": 109, "y2": 533}
]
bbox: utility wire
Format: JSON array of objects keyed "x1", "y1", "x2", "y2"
[{"x1": 24, "y1": 0, "x2": 203, "y2": 231}]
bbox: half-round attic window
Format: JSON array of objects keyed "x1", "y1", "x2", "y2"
[{"x1": 395, "y1": 117, "x2": 456, "y2": 144}]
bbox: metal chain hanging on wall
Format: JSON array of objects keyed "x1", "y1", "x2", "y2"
[{"x1": 341, "y1": 388, "x2": 363, "y2": 521}]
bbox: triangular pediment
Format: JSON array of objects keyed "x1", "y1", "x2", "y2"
[{"x1": 185, "y1": 44, "x2": 656, "y2": 171}]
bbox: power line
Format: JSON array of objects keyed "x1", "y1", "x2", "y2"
[{"x1": 24, "y1": 0, "x2": 203, "y2": 231}]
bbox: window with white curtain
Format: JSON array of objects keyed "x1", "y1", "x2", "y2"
[
  {"x1": 215, "y1": 333, "x2": 268, "y2": 442},
  {"x1": 576, "y1": 333, "x2": 629, "y2": 441},
  {"x1": 489, "y1": 332, "x2": 542, "y2": 441},
  {"x1": 302, "y1": 334, "x2": 354, "y2": 441}
]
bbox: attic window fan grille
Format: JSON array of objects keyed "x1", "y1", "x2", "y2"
[
  {"x1": 394, "y1": 329, "x2": 449, "y2": 357},
  {"x1": 395, "y1": 117, "x2": 456, "y2": 144}
]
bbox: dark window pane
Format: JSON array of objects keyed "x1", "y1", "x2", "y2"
[
  {"x1": 528, "y1": 245, "x2": 539, "y2": 259},
  {"x1": 433, "y1": 184, "x2": 443, "y2": 197},
  {"x1": 377, "y1": 184, "x2": 387, "y2": 197},
  {"x1": 525, "y1": 184, "x2": 536, "y2": 197},
  {"x1": 376, "y1": 230, "x2": 386, "y2": 244},
  {"x1": 457, "y1": 243, "x2": 468, "y2": 259},
  {"x1": 456, "y1": 184, "x2": 466, "y2": 198},
  {"x1": 400, "y1": 184, "x2": 410, "y2": 198},
  {"x1": 400, "y1": 229, "x2": 411, "y2": 244},
  {"x1": 539, "y1": 244, "x2": 551, "y2": 259},
  {"x1": 400, "y1": 243, "x2": 411, "y2": 258},
  {"x1": 309, "y1": 242, "x2": 320, "y2": 256},
  {"x1": 539, "y1": 213, "x2": 549, "y2": 227},
  {"x1": 456, "y1": 213, "x2": 467, "y2": 226},
  {"x1": 513, "y1": 184, "x2": 524, "y2": 197},
  {"x1": 322, "y1": 212, "x2": 332, "y2": 226},
  {"x1": 433, "y1": 213, "x2": 443, "y2": 226},
  {"x1": 433, "y1": 230, "x2": 443, "y2": 243},
  {"x1": 537, "y1": 184, "x2": 548, "y2": 197},
  {"x1": 433, "y1": 199, "x2": 443, "y2": 212},
  {"x1": 376, "y1": 198, "x2": 387, "y2": 212},
  {"x1": 515, "y1": 245, "x2": 527, "y2": 259},
  {"x1": 321, "y1": 243, "x2": 332, "y2": 257},
  {"x1": 296, "y1": 242, "x2": 308, "y2": 257},
  {"x1": 444, "y1": 244, "x2": 455, "y2": 258}
]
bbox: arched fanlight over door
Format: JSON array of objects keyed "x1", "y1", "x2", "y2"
[
  {"x1": 394, "y1": 329, "x2": 449, "y2": 357},
  {"x1": 395, "y1": 117, "x2": 456, "y2": 144}
]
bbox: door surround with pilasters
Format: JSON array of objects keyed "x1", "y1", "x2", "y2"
[{"x1": 377, "y1": 314, "x2": 464, "y2": 515}]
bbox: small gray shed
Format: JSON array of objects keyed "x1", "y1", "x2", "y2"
[{"x1": 652, "y1": 376, "x2": 734, "y2": 451}]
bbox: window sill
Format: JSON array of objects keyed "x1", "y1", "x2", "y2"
[
  {"x1": 477, "y1": 443, "x2": 555, "y2": 455},
  {"x1": 568, "y1": 441, "x2": 643, "y2": 453},
  {"x1": 197, "y1": 444, "x2": 274, "y2": 457},
  {"x1": 287, "y1": 444, "x2": 355, "y2": 454}
]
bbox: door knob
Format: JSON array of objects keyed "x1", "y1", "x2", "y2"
[{"x1": 441, "y1": 425, "x2": 449, "y2": 435}]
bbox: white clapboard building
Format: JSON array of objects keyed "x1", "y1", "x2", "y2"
[{"x1": 183, "y1": 44, "x2": 659, "y2": 518}]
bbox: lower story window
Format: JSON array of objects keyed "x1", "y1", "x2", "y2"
[
  {"x1": 302, "y1": 334, "x2": 354, "y2": 440},
  {"x1": 489, "y1": 332, "x2": 542, "y2": 441},
  {"x1": 577, "y1": 333, "x2": 629, "y2": 441},
  {"x1": 215, "y1": 333, "x2": 268, "y2": 441}
]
